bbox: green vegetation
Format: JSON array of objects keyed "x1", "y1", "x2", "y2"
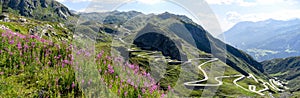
[
  {"x1": 0, "y1": 28, "x2": 78, "y2": 97},
  {"x1": 128, "y1": 48, "x2": 264, "y2": 97},
  {"x1": 0, "y1": 14, "x2": 72, "y2": 41},
  {"x1": 262, "y1": 56, "x2": 300, "y2": 92}
]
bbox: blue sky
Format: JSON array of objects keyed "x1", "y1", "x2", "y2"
[
  {"x1": 57, "y1": 0, "x2": 300, "y2": 35},
  {"x1": 207, "y1": 0, "x2": 300, "y2": 31}
]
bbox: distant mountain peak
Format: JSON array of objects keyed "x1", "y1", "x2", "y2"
[
  {"x1": 224, "y1": 18, "x2": 300, "y2": 61},
  {"x1": 157, "y1": 12, "x2": 194, "y2": 23}
]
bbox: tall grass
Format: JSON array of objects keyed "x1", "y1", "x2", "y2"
[{"x1": 0, "y1": 26, "x2": 77, "y2": 97}]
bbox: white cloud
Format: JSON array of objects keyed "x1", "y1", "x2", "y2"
[
  {"x1": 57, "y1": 0, "x2": 163, "y2": 4},
  {"x1": 206, "y1": 0, "x2": 298, "y2": 6},
  {"x1": 226, "y1": 11, "x2": 242, "y2": 23},
  {"x1": 136, "y1": 0, "x2": 163, "y2": 5},
  {"x1": 56, "y1": 0, "x2": 92, "y2": 3},
  {"x1": 77, "y1": 5, "x2": 108, "y2": 12},
  {"x1": 206, "y1": 0, "x2": 256, "y2": 6},
  {"x1": 254, "y1": 0, "x2": 298, "y2": 5},
  {"x1": 227, "y1": 10, "x2": 300, "y2": 22},
  {"x1": 206, "y1": 0, "x2": 235, "y2": 5},
  {"x1": 73, "y1": 0, "x2": 163, "y2": 12}
]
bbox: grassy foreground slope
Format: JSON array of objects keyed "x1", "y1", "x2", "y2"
[{"x1": 0, "y1": 22, "x2": 176, "y2": 97}]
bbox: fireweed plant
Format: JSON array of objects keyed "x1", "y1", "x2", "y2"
[{"x1": 0, "y1": 26, "x2": 175, "y2": 97}]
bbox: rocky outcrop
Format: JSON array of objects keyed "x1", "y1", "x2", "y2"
[{"x1": 1, "y1": 0, "x2": 73, "y2": 21}]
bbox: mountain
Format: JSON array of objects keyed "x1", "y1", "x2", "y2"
[
  {"x1": 223, "y1": 19, "x2": 300, "y2": 61},
  {"x1": 92, "y1": 11, "x2": 273, "y2": 97},
  {"x1": 262, "y1": 56, "x2": 300, "y2": 92},
  {"x1": 0, "y1": 0, "x2": 74, "y2": 22}
]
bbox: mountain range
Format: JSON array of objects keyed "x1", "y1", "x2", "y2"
[
  {"x1": 1, "y1": 0, "x2": 299, "y2": 97},
  {"x1": 78, "y1": 11, "x2": 265, "y2": 76},
  {"x1": 222, "y1": 19, "x2": 300, "y2": 61}
]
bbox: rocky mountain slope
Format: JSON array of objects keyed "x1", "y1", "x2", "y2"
[
  {"x1": 223, "y1": 19, "x2": 300, "y2": 61},
  {"x1": 0, "y1": 0, "x2": 74, "y2": 41},
  {"x1": 0, "y1": 0, "x2": 74, "y2": 22}
]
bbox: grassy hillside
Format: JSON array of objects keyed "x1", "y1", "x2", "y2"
[
  {"x1": 0, "y1": 26, "x2": 77, "y2": 97},
  {"x1": 0, "y1": 24, "x2": 177, "y2": 97},
  {"x1": 0, "y1": 14, "x2": 72, "y2": 41},
  {"x1": 262, "y1": 56, "x2": 300, "y2": 92}
]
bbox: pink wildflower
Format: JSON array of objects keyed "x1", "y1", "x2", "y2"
[
  {"x1": 62, "y1": 63, "x2": 65, "y2": 68},
  {"x1": 72, "y1": 82, "x2": 76, "y2": 88},
  {"x1": 142, "y1": 88, "x2": 146, "y2": 93},
  {"x1": 168, "y1": 85, "x2": 172, "y2": 90},
  {"x1": 31, "y1": 42, "x2": 35, "y2": 47},
  {"x1": 81, "y1": 79, "x2": 85, "y2": 84},
  {"x1": 124, "y1": 91, "x2": 128, "y2": 96},
  {"x1": 17, "y1": 42, "x2": 22, "y2": 49},
  {"x1": 9, "y1": 39, "x2": 14, "y2": 44},
  {"x1": 88, "y1": 79, "x2": 92, "y2": 85},
  {"x1": 118, "y1": 89, "x2": 121, "y2": 95},
  {"x1": 63, "y1": 60, "x2": 69, "y2": 64},
  {"x1": 161, "y1": 93, "x2": 165, "y2": 98},
  {"x1": 108, "y1": 64, "x2": 114, "y2": 74},
  {"x1": 97, "y1": 52, "x2": 103, "y2": 58},
  {"x1": 24, "y1": 44, "x2": 29, "y2": 50},
  {"x1": 127, "y1": 79, "x2": 131, "y2": 83}
]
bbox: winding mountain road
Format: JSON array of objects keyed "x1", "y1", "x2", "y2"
[
  {"x1": 117, "y1": 37, "x2": 285, "y2": 96},
  {"x1": 181, "y1": 57, "x2": 287, "y2": 96}
]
